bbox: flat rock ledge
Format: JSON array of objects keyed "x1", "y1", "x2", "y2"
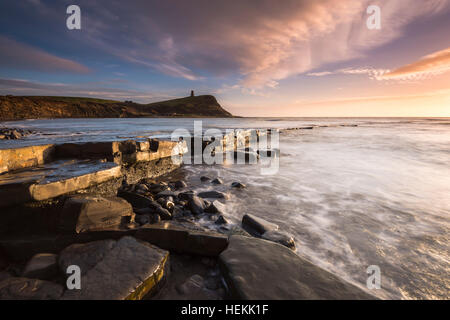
[
  {"x1": 219, "y1": 235, "x2": 376, "y2": 300},
  {"x1": 61, "y1": 236, "x2": 168, "y2": 300}
]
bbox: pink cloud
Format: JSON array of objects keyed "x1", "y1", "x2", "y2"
[{"x1": 382, "y1": 47, "x2": 450, "y2": 80}]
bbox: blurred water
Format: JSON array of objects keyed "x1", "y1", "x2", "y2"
[{"x1": 1, "y1": 117, "x2": 449, "y2": 299}]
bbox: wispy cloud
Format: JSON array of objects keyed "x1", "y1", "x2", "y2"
[
  {"x1": 0, "y1": 36, "x2": 90, "y2": 74},
  {"x1": 307, "y1": 47, "x2": 450, "y2": 82},
  {"x1": 382, "y1": 47, "x2": 450, "y2": 80},
  {"x1": 25, "y1": 0, "x2": 445, "y2": 87}
]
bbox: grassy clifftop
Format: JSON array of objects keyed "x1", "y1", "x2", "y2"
[{"x1": 0, "y1": 95, "x2": 233, "y2": 120}]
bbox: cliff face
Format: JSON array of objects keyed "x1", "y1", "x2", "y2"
[{"x1": 0, "y1": 95, "x2": 233, "y2": 120}]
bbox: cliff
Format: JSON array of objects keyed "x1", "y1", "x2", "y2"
[{"x1": 0, "y1": 95, "x2": 233, "y2": 120}]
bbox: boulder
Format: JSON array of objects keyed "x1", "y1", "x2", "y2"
[
  {"x1": 118, "y1": 190, "x2": 154, "y2": 209},
  {"x1": 241, "y1": 214, "x2": 278, "y2": 235},
  {"x1": 147, "y1": 183, "x2": 169, "y2": 194},
  {"x1": 59, "y1": 195, "x2": 134, "y2": 233},
  {"x1": 198, "y1": 191, "x2": 229, "y2": 199},
  {"x1": 22, "y1": 253, "x2": 58, "y2": 280},
  {"x1": 215, "y1": 215, "x2": 229, "y2": 225},
  {"x1": 0, "y1": 277, "x2": 63, "y2": 300},
  {"x1": 200, "y1": 176, "x2": 211, "y2": 182},
  {"x1": 178, "y1": 191, "x2": 195, "y2": 200},
  {"x1": 204, "y1": 200, "x2": 226, "y2": 214},
  {"x1": 135, "y1": 214, "x2": 151, "y2": 225},
  {"x1": 61, "y1": 237, "x2": 169, "y2": 300},
  {"x1": 219, "y1": 235, "x2": 376, "y2": 300},
  {"x1": 155, "y1": 190, "x2": 178, "y2": 199},
  {"x1": 173, "y1": 180, "x2": 187, "y2": 189},
  {"x1": 211, "y1": 178, "x2": 223, "y2": 185},
  {"x1": 156, "y1": 206, "x2": 172, "y2": 220},
  {"x1": 188, "y1": 195, "x2": 205, "y2": 215},
  {"x1": 231, "y1": 182, "x2": 246, "y2": 189}
]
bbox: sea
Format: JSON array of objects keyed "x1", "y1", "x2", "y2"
[{"x1": 1, "y1": 117, "x2": 449, "y2": 299}]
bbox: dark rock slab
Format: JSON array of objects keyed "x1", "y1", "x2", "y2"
[
  {"x1": 198, "y1": 191, "x2": 229, "y2": 199},
  {"x1": 59, "y1": 239, "x2": 116, "y2": 276},
  {"x1": 135, "y1": 222, "x2": 228, "y2": 257},
  {"x1": 22, "y1": 253, "x2": 58, "y2": 280},
  {"x1": 219, "y1": 235, "x2": 375, "y2": 300},
  {"x1": 241, "y1": 214, "x2": 278, "y2": 235},
  {"x1": 0, "y1": 277, "x2": 63, "y2": 300},
  {"x1": 59, "y1": 195, "x2": 134, "y2": 233},
  {"x1": 0, "y1": 159, "x2": 122, "y2": 208},
  {"x1": 61, "y1": 236, "x2": 169, "y2": 300}
]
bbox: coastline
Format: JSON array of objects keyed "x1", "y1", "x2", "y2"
[{"x1": 0, "y1": 130, "x2": 376, "y2": 300}]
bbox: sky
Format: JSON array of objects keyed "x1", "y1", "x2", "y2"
[{"x1": 0, "y1": 0, "x2": 449, "y2": 117}]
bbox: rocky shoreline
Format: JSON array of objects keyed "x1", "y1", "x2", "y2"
[
  {"x1": 0, "y1": 131, "x2": 376, "y2": 300},
  {"x1": 0, "y1": 127, "x2": 36, "y2": 140}
]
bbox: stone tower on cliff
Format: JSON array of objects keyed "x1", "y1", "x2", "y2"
[{"x1": 190, "y1": 90, "x2": 194, "y2": 97}]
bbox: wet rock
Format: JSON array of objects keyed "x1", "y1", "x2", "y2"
[
  {"x1": 136, "y1": 184, "x2": 149, "y2": 192},
  {"x1": 231, "y1": 182, "x2": 246, "y2": 189},
  {"x1": 172, "y1": 206, "x2": 184, "y2": 219},
  {"x1": 215, "y1": 215, "x2": 228, "y2": 225},
  {"x1": 204, "y1": 200, "x2": 225, "y2": 214},
  {"x1": 0, "y1": 277, "x2": 64, "y2": 300},
  {"x1": 11, "y1": 130, "x2": 22, "y2": 139},
  {"x1": 155, "y1": 190, "x2": 178, "y2": 199},
  {"x1": 118, "y1": 190, "x2": 154, "y2": 209},
  {"x1": 176, "y1": 274, "x2": 221, "y2": 300},
  {"x1": 59, "y1": 195, "x2": 134, "y2": 233},
  {"x1": 211, "y1": 178, "x2": 223, "y2": 185},
  {"x1": 188, "y1": 195, "x2": 205, "y2": 215},
  {"x1": 61, "y1": 237, "x2": 169, "y2": 300},
  {"x1": 59, "y1": 239, "x2": 116, "y2": 275},
  {"x1": 241, "y1": 213, "x2": 278, "y2": 236},
  {"x1": 198, "y1": 191, "x2": 229, "y2": 199},
  {"x1": 22, "y1": 253, "x2": 58, "y2": 280},
  {"x1": 227, "y1": 225, "x2": 251, "y2": 237},
  {"x1": 219, "y1": 235, "x2": 376, "y2": 300},
  {"x1": 174, "y1": 180, "x2": 187, "y2": 189},
  {"x1": 147, "y1": 183, "x2": 170, "y2": 194},
  {"x1": 156, "y1": 206, "x2": 172, "y2": 220},
  {"x1": 134, "y1": 207, "x2": 153, "y2": 215},
  {"x1": 135, "y1": 214, "x2": 151, "y2": 225},
  {"x1": 261, "y1": 230, "x2": 296, "y2": 250},
  {"x1": 134, "y1": 222, "x2": 228, "y2": 257},
  {"x1": 178, "y1": 191, "x2": 196, "y2": 201},
  {"x1": 150, "y1": 213, "x2": 161, "y2": 224},
  {"x1": 178, "y1": 200, "x2": 188, "y2": 207},
  {"x1": 200, "y1": 176, "x2": 211, "y2": 182},
  {"x1": 157, "y1": 197, "x2": 175, "y2": 210},
  {"x1": 176, "y1": 274, "x2": 204, "y2": 294}
]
